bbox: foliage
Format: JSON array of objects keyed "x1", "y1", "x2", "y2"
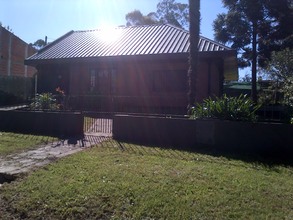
[
  {"x1": 29, "y1": 87, "x2": 66, "y2": 110},
  {"x1": 257, "y1": 84, "x2": 283, "y2": 106},
  {"x1": 32, "y1": 39, "x2": 47, "y2": 50},
  {"x1": 126, "y1": 10, "x2": 158, "y2": 26},
  {"x1": 260, "y1": 48, "x2": 293, "y2": 106},
  {"x1": 1, "y1": 141, "x2": 293, "y2": 219},
  {"x1": 55, "y1": 87, "x2": 66, "y2": 109},
  {"x1": 214, "y1": 0, "x2": 292, "y2": 69},
  {"x1": 282, "y1": 76, "x2": 293, "y2": 107},
  {"x1": 125, "y1": 0, "x2": 189, "y2": 29},
  {"x1": 213, "y1": 0, "x2": 292, "y2": 102},
  {"x1": 190, "y1": 94, "x2": 260, "y2": 122},
  {"x1": 30, "y1": 93, "x2": 59, "y2": 110},
  {"x1": 265, "y1": 48, "x2": 293, "y2": 82},
  {"x1": 156, "y1": 0, "x2": 189, "y2": 29}
]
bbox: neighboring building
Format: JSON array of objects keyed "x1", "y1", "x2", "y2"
[
  {"x1": 0, "y1": 26, "x2": 37, "y2": 104},
  {"x1": 25, "y1": 24, "x2": 238, "y2": 113},
  {"x1": 0, "y1": 26, "x2": 37, "y2": 77}
]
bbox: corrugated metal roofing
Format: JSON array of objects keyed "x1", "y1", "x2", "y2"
[{"x1": 27, "y1": 24, "x2": 232, "y2": 61}]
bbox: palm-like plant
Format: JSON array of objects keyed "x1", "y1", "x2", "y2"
[{"x1": 190, "y1": 94, "x2": 261, "y2": 122}]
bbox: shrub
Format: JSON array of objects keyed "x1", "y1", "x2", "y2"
[
  {"x1": 190, "y1": 94, "x2": 260, "y2": 122},
  {"x1": 30, "y1": 93, "x2": 59, "y2": 110}
]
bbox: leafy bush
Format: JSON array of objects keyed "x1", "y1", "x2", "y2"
[
  {"x1": 190, "y1": 94, "x2": 260, "y2": 122},
  {"x1": 30, "y1": 93, "x2": 59, "y2": 110}
]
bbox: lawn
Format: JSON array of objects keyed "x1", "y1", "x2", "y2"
[
  {"x1": 0, "y1": 132, "x2": 57, "y2": 156},
  {"x1": 0, "y1": 140, "x2": 293, "y2": 219}
]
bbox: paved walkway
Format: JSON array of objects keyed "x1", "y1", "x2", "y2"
[
  {"x1": 0, "y1": 105, "x2": 27, "y2": 111},
  {"x1": 0, "y1": 135, "x2": 111, "y2": 184}
]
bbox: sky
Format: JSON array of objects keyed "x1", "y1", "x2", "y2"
[
  {"x1": 0, "y1": 0, "x2": 246, "y2": 78},
  {"x1": 0, "y1": 0, "x2": 227, "y2": 43}
]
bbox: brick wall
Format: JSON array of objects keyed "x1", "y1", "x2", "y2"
[{"x1": 0, "y1": 26, "x2": 37, "y2": 77}]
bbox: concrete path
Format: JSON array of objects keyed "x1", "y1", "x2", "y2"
[
  {"x1": 0, "y1": 135, "x2": 111, "y2": 184},
  {"x1": 0, "y1": 105, "x2": 27, "y2": 111}
]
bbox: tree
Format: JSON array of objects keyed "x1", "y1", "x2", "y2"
[
  {"x1": 125, "y1": 0, "x2": 189, "y2": 29},
  {"x1": 265, "y1": 48, "x2": 293, "y2": 82},
  {"x1": 258, "y1": 0, "x2": 293, "y2": 66},
  {"x1": 213, "y1": 0, "x2": 292, "y2": 103},
  {"x1": 33, "y1": 39, "x2": 47, "y2": 50},
  {"x1": 126, "y1": 10, "x2": 158, "y2": 26},
  {"x1": 187, "y1": 0, "x2": 200, "y2": 109},
  {"x1": 265, "y1": 48, "x2": 293, "y2": 106},
  {"x1": 156, "y1": 0, "x2": 189, "y2": 29}
]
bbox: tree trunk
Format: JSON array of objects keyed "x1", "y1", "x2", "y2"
[
  {"x1": 251, "y1": 20, "x2": 258, "y2": 103},
  {"x1": 187, "y1": 0, "x2": 200, "y2": 110}
]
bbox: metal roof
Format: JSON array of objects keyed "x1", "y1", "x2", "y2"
[{"x1": 26, "y1": 24, "x2": 233, "y2": 62}]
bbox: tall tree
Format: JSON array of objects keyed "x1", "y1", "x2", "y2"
[
  {"x1": 187, "y1": 0, "x2": 200, "y2": 109},
  {"x1": 258, "y1": 0, "x2": 293, "y2": 66},
  {"x1": 125, "y1": 0, "x2": 189, "y2": 29},
  {"x1": 213, "y1": 0, "x2": 292, "y2": 103},
  {"x1": 156, "y1": 0, "x2": 189, "y2": 29},
  {"x1": 126, "y1": 10, "x2": 158, "y2": 26}
]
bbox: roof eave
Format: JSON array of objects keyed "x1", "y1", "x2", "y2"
[{"x1": 25, "y1": 49, "x2": 237, "y2": 67}]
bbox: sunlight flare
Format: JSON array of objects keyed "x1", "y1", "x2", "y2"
[{"x1": 97, "y1": 25, "x2": 122, "y2": 43}]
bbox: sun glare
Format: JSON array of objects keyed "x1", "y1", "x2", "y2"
[{"x1": 97, "y1": 25, "x2": 122, "y2": 43}]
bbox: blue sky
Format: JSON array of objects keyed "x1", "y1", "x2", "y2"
[
  {"x1": 0, "y1": 0, "x2": 247, "y2": 78},
  {"x1": 0, "y1": 0, "x2": 226, "y2": 43}
]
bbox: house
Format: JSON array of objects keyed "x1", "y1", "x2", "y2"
[
  {"x1": 24, "y1": 24, "x2": 238, "y2": 114},
  {"x1": 0, "y1": 26, "x2": 37, "y2": 104}
]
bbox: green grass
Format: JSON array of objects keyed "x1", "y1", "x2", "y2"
[
  {"x1": 1, "y1": 141, "x2": 293, "y2": 219},
  {"x1": 0, "y1": 132, "x2": 57, "y2": 156}
]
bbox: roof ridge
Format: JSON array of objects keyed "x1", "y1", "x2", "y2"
[{"x1": 73, "y1": 23, "x2": 188, "y2": 33}]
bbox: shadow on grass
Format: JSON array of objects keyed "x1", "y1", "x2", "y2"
[
  {"x1": 189, "y1": 146, "x2": 293, "y2": 168},
  {"x1": 2, "y1": 132, "x2": 291, "y2": 168},
  {"x1": 102, "y1": 138, "x2": 293, "y2": 168}
]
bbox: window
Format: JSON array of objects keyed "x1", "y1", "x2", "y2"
[
  {"x1": 89, "y1": 68, "x2": 116, "y2": 94},
  {"x1": 90, "y1": 70, "x2": 96, "y2": 92},
  {"x1": 152, "y1": 70, "x2": 186, "y2": 93}
]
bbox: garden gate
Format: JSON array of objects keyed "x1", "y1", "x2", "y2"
[{"x1": 83, "y1": 112, "x2": 113, "y2": 136}]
